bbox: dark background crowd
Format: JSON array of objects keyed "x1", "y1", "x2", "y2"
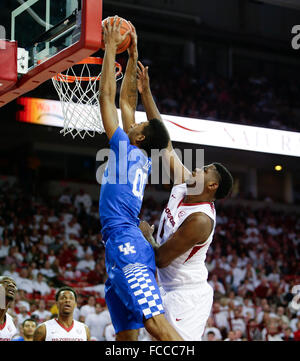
[
  {"x1": 0, "y1": 179, "x2": 299, "y2": 341},
  {"x1": 134, "y1": 63, "x2": 300, "y2": 132}
]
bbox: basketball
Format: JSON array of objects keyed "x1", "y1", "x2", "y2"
[{"x1": 101, "y1": 16, "x2": 132, "y2": 54}]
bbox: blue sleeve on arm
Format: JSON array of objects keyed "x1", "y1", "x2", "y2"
[{"x1": 109, "y1": 127, "x2": 130, "y2": 151}]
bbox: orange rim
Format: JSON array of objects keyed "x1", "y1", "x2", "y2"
[{"x1": 53, "y1": 57, "x2": 122, "y2": 83}]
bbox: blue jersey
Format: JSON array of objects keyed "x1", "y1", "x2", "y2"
[{"x1": 99, "y1": 127, "x2": 151, "y2": 241}]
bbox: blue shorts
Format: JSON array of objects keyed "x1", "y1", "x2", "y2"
[{"x1": 104, "y1": 227, "x2": 165, "y2": 334}]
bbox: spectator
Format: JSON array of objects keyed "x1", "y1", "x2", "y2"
[
  {"x1": 39, "y1": 260, "x2": 57, "y2": 279},
  {"x1": 31, "y1": 299, "x2": 52, "y2": 323},
  {"x1": 76, "y1": 253, "x2": 96, "y2": 272},
  {"x1": 290, "y1": 311, "x2": 300, "y2": 332},
  {"x1": 212, "y1": 302, "x2": 229, "y2": 332},
  {"x1": 276, "y1": 306, "x2": 290, "y2": 325},
  {"x1": 0, "y1": 238, "x2": 10, "y2": 260},
  {"x1": 63, "y1": 263, "x2": 82, "y2": 281},
  {"x1": 0, "y1": 179, "x2": 299, "y2": 341},
  {"x1": 226, "y1": 260, "x2": 246, "y2": 291},
  {"x1": 294, "y1": 320, "x2": 300, "y2": 341},
  {"x1": 229, "y1": 309, "x2": 246, "y2": 335},
  {"x1": 262, "y1": 321, "x2": 283, "y2": 341},
  {"x1": 16, "y1": 268, "x2": 34, "y2": 294},
  {"x1": 246, "y1": 319, "x2": 262, "y2": 341},
  {"x1": 74, "y1": 189, "x2": 92, "y2": 214},
  {"x1": 206, "y1": 331, "x2": 217, "y2": 341},
  {"x1": 65, "y1": 217, "x2": 82, "y2": 239},
  {"x1": 16, "y1": 305, "x2": 31, "y2": 326},
  {"x1": 13, "y1": 318, "x2": 37, "y2": 341},
  {"x1": 58, "y1": 187, "x2": 72, "y2": 205},
  {"x1": 203, "y1": 317, "x2": 222, "y2": 341},
  {"x1": 2, "y1": 263, "x2": 19, "y2": 279},
  {"x1": 85, "y1": 304, "x2": 111, "y2": 341},
  {"x1": 224, "y1": 330, "x2": 236, "y2": 341},
  {"x1": 209, "y1": 275, "x2": 226, "y2": 296},
  {"x1": 281, "y1": 327, "x2": 295, "y2": 341},
  {"x1": 104, "y1": 323, "x2": 116, "y2": 341},
  {"x1": 79, "y1": 295, "x2": 96, "y2": 321},
  {"x1": 86, "y1": 262, "x2": 105, "y2": 285},
  {"x1": 32, "y1": 273, "x2": 51, "y2": 296}
]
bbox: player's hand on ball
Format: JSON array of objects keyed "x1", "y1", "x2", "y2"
[
  {"x1": 103, "y1": 15, "x2": 130, "y2": 49},
  {"x1": 137, "y1": 61, "x2": 150, "y2": 94}
]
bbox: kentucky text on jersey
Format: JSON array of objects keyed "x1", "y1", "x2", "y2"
[{"x1": 99, "y1": 127, "x2": 152, "y2": 242}]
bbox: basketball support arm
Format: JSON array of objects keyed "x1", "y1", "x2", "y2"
[
  {"x1": 139, "y1": 69, "x2": 191, "y2": 184},
  {"x1": 99, "y1": 43, "x2": 119, "y2": 140},
  {"x1": 119, "y1": 34, "x2": 138, "y2": 134}
]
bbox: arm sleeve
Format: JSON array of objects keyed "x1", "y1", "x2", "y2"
[{"x1": 109, "y1": 127, "x2": 130, "y2": 152}]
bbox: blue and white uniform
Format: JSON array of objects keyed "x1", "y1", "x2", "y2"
[{"x1": 99, "y1": 127, "x2": 164, "y2": 333}]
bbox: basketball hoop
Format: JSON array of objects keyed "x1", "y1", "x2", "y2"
[{"x1": 52, "y1": 57, "x2": 123, "y2": 139}]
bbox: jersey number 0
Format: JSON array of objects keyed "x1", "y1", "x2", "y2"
[{"x1": 132, "y1": 169, "x2": 147, "y2": 200}]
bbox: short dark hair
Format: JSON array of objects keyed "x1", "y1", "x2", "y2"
[
  {"x1": 55, "y1": 286, "x2": 77, "y2": 302},
  {"x1": 213, "y1": 162, "x2": 233, "y2": 199},
  {"x1": 140, "y1": 118, "x2": 170, "y2": 157},
  {"x1": 22, "y1": 318, "x2": 37, "y2": 328}
]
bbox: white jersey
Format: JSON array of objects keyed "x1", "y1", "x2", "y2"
[
  {"x1": 157, "y1": 183, "x2": 216, "y2": 292},
  {"x1": 44, "y1": 318, "x2": 87, "y2": 341},
  {"x1": 0, "y1": 313, "x2": 17, "y2": 341}
]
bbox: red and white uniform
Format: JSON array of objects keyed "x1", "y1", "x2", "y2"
[
  {"x1": 44, "y1": 318, "x2": 87, "y2": 341},
  {"x1": 157, "y1": 183, "x2": 215, "y2": 341},
  {"x1": 0, "y1": 313, "x2": 17, "y2": 341}
]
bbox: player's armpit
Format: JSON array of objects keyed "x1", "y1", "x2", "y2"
[
  {"x1": 33, "y1": 324, "x2": 46, "y2": 341},
  {"x1": 156, "y1": 212, "x2": 212, "y2": 268}
]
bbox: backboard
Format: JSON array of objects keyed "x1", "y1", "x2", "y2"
[{"x1": 0, "y1": 0, "x2": 103, "y2": 107}]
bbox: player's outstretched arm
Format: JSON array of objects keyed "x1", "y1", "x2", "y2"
[
  {"x1": 141, "y1": 214, "x2": 213, "y2": 268},
  {"x1": 119, "y1": 22, "x2": 138, "y2": 134},
  {"x1": 33, "y1": 323, "x2": 46, "y2": 341},
  {"x1": 99, "y1": 16, "x2": 130, "y2": 140},
  {"x1": 137, "y1": 62, "x2": 191, "y2": 184}
]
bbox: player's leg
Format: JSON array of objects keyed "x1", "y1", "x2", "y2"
[
  {"x1": 116, "y1": 329, "x2": 139, "y2": 341},
  {"x1": 144, "y1": 313, "x2": 183, "y2": 341},
  {"x1": 160, "y1": 282, "x2": 214, "y2": 341},
  {"x1": 105, "y1": 229, "x2": 182, "y2": 341},
  {"x1": 105, "y1": 276, "x2": 140, "y2": 341}
]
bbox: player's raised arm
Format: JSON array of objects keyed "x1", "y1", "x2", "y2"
[
  {"x1": 137, "y1": 61, "x2": 191, "y2": 184},
  {"x1": 119, "y1": 22, "x2": 138, "y2": 134},
  {"x1": 99, "y1": 16, "x2": 130, "y2": 140}
]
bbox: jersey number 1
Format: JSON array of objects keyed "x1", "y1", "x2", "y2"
[{"x1": 132, "y1": 169, "x2": 147, "y2": 200}]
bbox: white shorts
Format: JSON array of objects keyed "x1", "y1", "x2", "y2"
[{"x1": 161, "y1": 282, "x2": 213, "y2": 341}]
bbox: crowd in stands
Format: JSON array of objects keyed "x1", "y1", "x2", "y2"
[
  {"x1": 0, "y1": 180, "x2": 300, "y2": 341},
  {"x1": 134, "y1": 61, "x2": 300, "y2": 132}
]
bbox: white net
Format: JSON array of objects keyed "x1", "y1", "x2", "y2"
[{"x1": 52, "y1": 58, "x2": 123, "y2": 139}]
